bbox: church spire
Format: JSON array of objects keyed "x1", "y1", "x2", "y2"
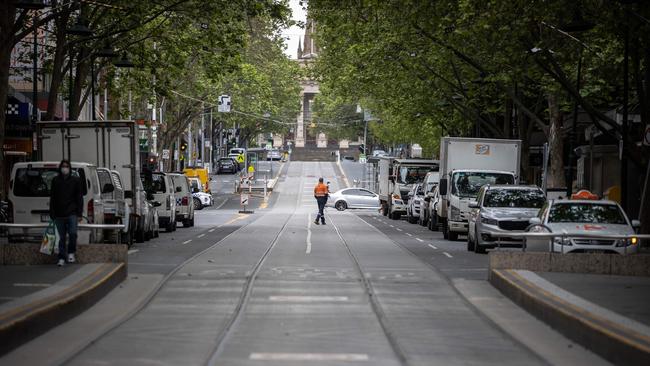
[{"x1": 297, "y1": 36, "x2": 303, "y2": 59}]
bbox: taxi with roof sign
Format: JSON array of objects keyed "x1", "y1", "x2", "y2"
[{"x1": 527, "y1": 190, "x2": 640, "y2": 254}]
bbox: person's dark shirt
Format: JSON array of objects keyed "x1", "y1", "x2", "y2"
[{"x1": 50, "y1": 173, "x2": 83, "y2": 218}]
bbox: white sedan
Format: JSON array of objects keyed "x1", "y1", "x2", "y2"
[
  {"x1": 327, "y1": 188, "x2": 381, "y2": 211},
  {"x1": 527, "y1": 199, "x2": 640, "y2": 254}
]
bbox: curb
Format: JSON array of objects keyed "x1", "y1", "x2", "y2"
[
  {"x1": 490, "y1": 268, "x2": 650, "y2": 365},
  {"x1": 0, "y1": 262, "x2": 127, "y2": 356}
]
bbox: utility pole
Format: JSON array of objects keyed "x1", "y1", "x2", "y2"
[
  {"x1": 201, "y1": 102, "x2": 205, "y2": 168},
  {"x1": 621, "y1": 24, "x2": 629, "y2": 211},
  {"x1": 188, "y1": 122, "x2": 193, "y2": 167}
]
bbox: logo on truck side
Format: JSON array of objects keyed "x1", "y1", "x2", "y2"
[{"x1": 474, "y1": 144, "x2": 490, "y2": 155}]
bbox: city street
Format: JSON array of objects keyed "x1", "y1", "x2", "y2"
[{"x1": 2, "y1": 161, "x2": 610, "y2": 366}]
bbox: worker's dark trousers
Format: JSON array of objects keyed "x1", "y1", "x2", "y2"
[{"x1": 315, "y1": 196, "x2": 327, "y2": 224}]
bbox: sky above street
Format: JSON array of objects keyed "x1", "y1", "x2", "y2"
[{"x1": 281, "y1": 0, "x2": 307, "y2": 59}]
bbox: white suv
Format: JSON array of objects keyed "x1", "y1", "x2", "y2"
[
  {"x1": 8, "y1": 161, "x2": 106, "y2": 243},
  {"x1": 169, "y1": 173, "x2": 195, "y2": 227}
]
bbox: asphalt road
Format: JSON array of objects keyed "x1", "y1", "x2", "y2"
[{"x1": 37, "y1": 161, "x2": 547, "y2": 366}]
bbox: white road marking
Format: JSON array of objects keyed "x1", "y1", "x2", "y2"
[
  {"x1": 416, "y1": 238, "x2": 424, "y2": 242},
  {"x1": 13, "y1": 283, "x2": 50, "y2": 287},
  {"x1": 306, "y1": 213, "x2": 312, "y2": 254},
  {"x1": 268, "y1": 296, "x2": 349, "y2": 302},
  {"x1": 443, "y1": 251, "x2": 453, "y2": 258},
  {"x1": 428, "y1": 244, "x2": 437, "y2": 250},
  {"x1": 249, "y1": 353, "x2": 368, "y2": 361},
  {"x1": 389, "y1": 225, "x2": 394, "y2": 228},
  {"x1": 128, "y1": 249, "x2": 139, "y2": 255},
  {"x1": 396, "y1": 228, "x2": 403, "y2": 232},
  {"x1": 182, "y1": 239, "x2": 192, "y2": 245},
  {"x1": 208, "y1": 228, "x2": 215, "y2": 233},
  {"x1": 197, "y1": 234, "x2": 205, "y2": 238},
  {"x1": 406, "y1": 233, "x2": 413, "y2": 237}
]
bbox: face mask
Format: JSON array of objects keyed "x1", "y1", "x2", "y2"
[{"x1": 61, "y1": 167, "x2": 70, "y2": 175}]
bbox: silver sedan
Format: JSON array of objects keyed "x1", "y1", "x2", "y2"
[{"x1": 326, "y1": 188, "x2": 381, "y2": 211}]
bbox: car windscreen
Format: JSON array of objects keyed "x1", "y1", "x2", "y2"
[
  {"x1": 189, "y1": 179, "x2": 201, "y2": 191},
  {"x1": 219, "y1": 158, "x2": 233, "y2": 163},
  {"x1": 171, "y1": 176, "x2": 188, "y2": 192},
  {"x1": 452, "y1": 172, "x2": 514, "y2": 199},
  {"x1": 150, "y1": 174, "x2": 167, "y2": 193},
  {"x1": 548, "y1": 203, "x2": 627, "y2": 224},
  {"x1": 398, "y1": 166, "x2": 430, "y2": 185},
  {"x1": 484, "y1": 189, "x2": 545, "y2": 208},
  {"x1": 13, "y1": 167, "x2": 87, "y2": 197}
]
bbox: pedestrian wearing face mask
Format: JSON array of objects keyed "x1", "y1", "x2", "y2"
[{"x1": 49, "y1": 160, "x2": 83, "y2": 266}]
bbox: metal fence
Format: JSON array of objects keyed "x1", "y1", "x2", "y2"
[
  {"x1": 484, "y1": 230, "x2": 650, "y2": 255},
  {"x1": 0, "y1": 223, "x2": 126, "y2": 244}
]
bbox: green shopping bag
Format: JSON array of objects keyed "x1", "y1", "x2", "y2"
[{"x1": 40, "y1": 221, "x2": 59, "y2": 255}]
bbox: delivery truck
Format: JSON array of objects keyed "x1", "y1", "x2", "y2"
[
  {"x1": 378, "y1": 157, "x2": 439, "y2": 220},
  {"x1": 437, "y1": 137, "x2": 521, "y2": 241},
  {"x1": 37, "y1": 120, "x2": 144, "y2": 244}
]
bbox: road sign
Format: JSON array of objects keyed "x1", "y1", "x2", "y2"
[
  {"x1": 218, "y1": 95, "x2": 231, "y2": 113},
  {"x1": 204, "y1": 140, "x2": 211, "y2": 148},
  {"x1": 240, "y1": 193, "x2": 249, "y2": 205},
  {"x1": 162, "y1": 149, "x2": 170, "y2": 159},
  {"x1": 644, "y1": 125, "x2": 650, "y2": 146}
]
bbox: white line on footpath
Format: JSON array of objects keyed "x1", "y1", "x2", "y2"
[
  {"x1": 443, "y1": 251, "x2": 453, "y2": 258},
  {"x1": 268, "y1": 296, "x2": 349, "y2": 302},
  {"x1": 128, "y1": 249, "x2": 139, "y2": 255},
  {"x1": 416, "y1": 238, "x2": 424, "y2": 242},
  {"x1": 250, "y1": 353, "x2": 368, "y2": 361},
  {"x1": 197, "y1": 234, "x2": 205, "y2": 238},
  {"x1": 406, "y1": 233, "x2": 413, "y2": 237},
  {"x1": 428, "y1": 244, "x2": 437, "y2": 250},
  {"x1": 306, "y1": 213, "x2": 312, "y2": 254},
  {"x1": 182, "y1": 239, "x2": 192, "y2": 245}
]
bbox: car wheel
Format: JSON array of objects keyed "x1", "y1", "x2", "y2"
[
  {"x1": 166, "y1": 220, "x2": 174, "y2": 232},
  {"x1": 429, "y1": 213, "x2": 438, "y2": 231},
  {"x1": 448, "y1": 231, "x2": 458, "y2": 241},
  {"x1": 391, "y1": 212, "x2": 401, "y2": 220},
  {"x1": 335, "y1": 201, "x2": 347, "y2": 211},
  {"x1": 183, "y1": 219, "x2": 191, "y2": 228},
  {"x1": 407, "y1": 212, "x2": 417, "y2": 224},
  {"x1": 190, "y1": 216, "x2": 195, "y2": 227},
  {"x1": 193, "y1": 197, "x2": 203, "y2": 210}
]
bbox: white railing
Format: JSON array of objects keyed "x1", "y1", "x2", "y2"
[
  {"x1": 0, "y1": 223, "x2": 126, "y2": 244},
  {"x1": 485, "y1": 229, "x2": 650, "y2": 255}
]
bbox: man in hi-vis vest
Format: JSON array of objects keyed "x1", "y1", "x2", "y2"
[{"x1": 313, "y1": 177, "x2": 329, "y2": 225}]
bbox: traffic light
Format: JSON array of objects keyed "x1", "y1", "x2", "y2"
[{"x1": 180, "y1": 142, "x2": 187, "y2": 151}]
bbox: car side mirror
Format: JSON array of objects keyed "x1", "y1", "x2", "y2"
[
  {"x1": 439, "y1": 178, "x2": 448, "y2": 195},
  {"x1": 193, "y1": 187, "x2": 199, "y2": 193},
  {"x1": 468, "y1": 201, "x2": 479, "y2": 209},
  {"x1": 529, "y1": 217, "x2": 542, "y2": 225},
  {"x1": 102, "y1": 183, "x2": 114, "y2": 194},
  {"x1": 124, "y1": 190, "x2": 133, "y2": 199},
  {"x1": 176, "y1": 187, "x2": 182, "y2": 193},
  {"x1": 152, "y1": 201, "x2": 162, "y2": 207},
  {"x1": 631, "y1": 219, "x2": 641, "y2": 229}
]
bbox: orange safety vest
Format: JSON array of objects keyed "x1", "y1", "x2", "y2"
[{"x1": 314, "y1": 183, "x2": 329, "y2": 197}]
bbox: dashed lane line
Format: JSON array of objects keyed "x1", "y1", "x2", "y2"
[
  {"x1": 208, "y1": 228, "x2": 215, "y2": 233},
  {"x1": 443, "y1": 251, "x2": 453, "y2": 258},
  {"x1": 128, "y1": 249, "x2": 139, "y2": 255},
  {"x1": 197, "y1": 234, "x2": 205, "y2": 238},
  {"x1": 428, "y1": 244, "x2": 437, "y2": 250},
  {"x1": 406, "y1": 233, "x2": 413, "y2": 237},
  {"x1": 396, "y1": 228, "x2": 403, "y2": 232},
  {"x1": 306, "y1": 213, "x2": 312, "y2": 254},
  {"x1": 416, "y1": 238, "x2": 424, "y2": 242},
  {"x1": 182, "y1": 240, "x2": 192, "y2": 245}
]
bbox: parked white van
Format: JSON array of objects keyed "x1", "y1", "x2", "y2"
[
  {"x1": 143, "y1": 172, "x2": 177, "y2": 232},
  {"x1": 169, "y1": 173, "x2": 195, "y2": 227},
  {"x1": 8, "y1": 161, "x2": 106, "y2": 243},
  {"x1": 97, "y1": 168, "x2": 131, "y2": 244}
]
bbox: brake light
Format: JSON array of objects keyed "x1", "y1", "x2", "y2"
[
  {"x1": 7, "y1": 199, "x2": 14, "y2": 223},
  {"x1": 87, "y1": 199, "x2": 94, "y2": 223},
  {"x1": 181, "y1": 197, "x2": 189, "y2": 206}
]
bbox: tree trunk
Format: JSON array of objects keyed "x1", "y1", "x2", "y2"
[
  {"x1": 44, "y1": 10, "x2": 69, "y2": 121},
  {"x1": 547, "y1": 93, "x2": 566, "y2": 189}
]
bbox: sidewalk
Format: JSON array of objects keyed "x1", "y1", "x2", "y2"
[
  {"x1": 490, "y1": 267, "x2": 650, "y2": 365},
  {"x1": 0, "y1": 262, "x2": 126, "y2": 355}
]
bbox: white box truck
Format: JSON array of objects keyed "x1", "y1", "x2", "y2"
[
  {"x1": 37, "y1": 120, "x2": 143, "y2": 243},
  {"x1": 437, "y1": 137, "x2": 521, "y2": 241},
  {"x1": 378, "y1": 157, "x2": 439, "y2": 220}
]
